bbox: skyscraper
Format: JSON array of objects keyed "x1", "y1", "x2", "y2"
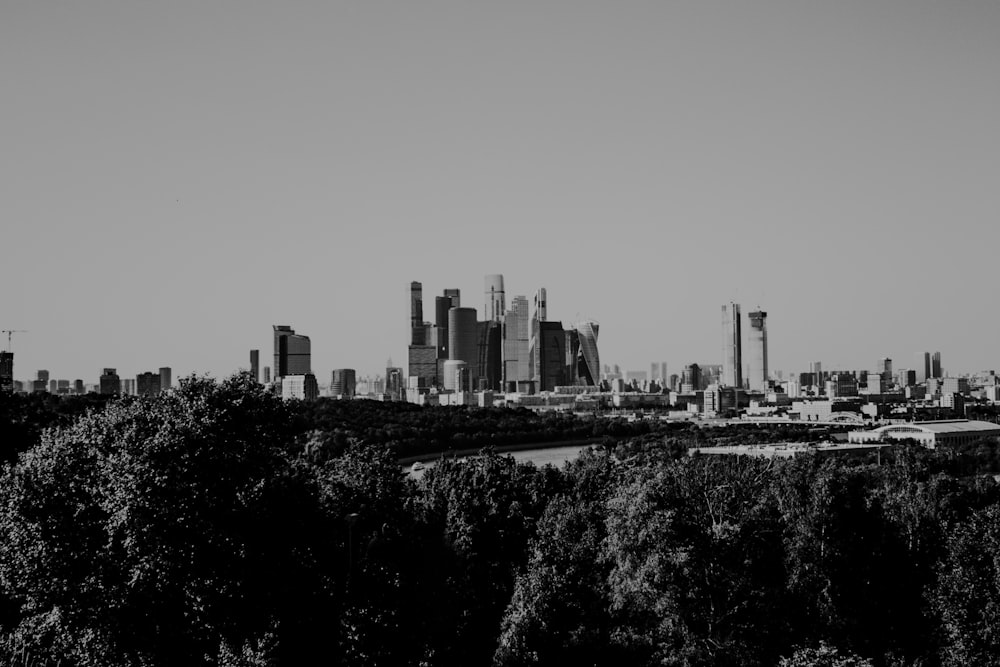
[
  {"x1": 533, "y1": 288, "x2": 547, "y2": 323},
  {"x1": 331, "y1": 369, "x2": 357, "y2": 398},
  {"x1": 721, "y1": 303, "x2": 742, "y2": 388},
  {"x1": 273, "y1": 325, "x2": 311, "y2": 378},
  {"x1": 531, "y1": 321, "x2": 566, "y2": 392},
  {"x1": 448, "y1": 307, "x2": 478, "y2": 371},
  {"x1": 484, "y1": 274, "x2": 505, "y2": 323},
  {"x1": 922, "y1": 352, "x2": 931, "y2": 383},
  {"x1": 99, "y1": 368, "x2": 120, "y2": 395},
  {"x1": 573, "y1": 320, "x2": 600, "y2": 387},
  {"x1": 877, "y1": 358, "x2": 892, "y2": 384},
  {"x1": 159, "y1": 367, "x2": 171, "y2": 392},
  {"x1": 747, "y1": 310, "x2": 768, "y2": 392},
  {"x1": 409, "y1": 281, "x2": 428, "y2": 345},
  {"x1": 932, "y1": 351, "x2": 942, "y2": 378},
  {"x1": 443, "y1": 288, "x2": 460, "y2": 308},
  {"x1": 137, "y1": 372, "x2": 161, "y2": 396},
  {"x1": 0, "y1": 352, "x2": 12, "y2": 393},
  {"x1": 476, "y1": 320, "x2": 502, "y2": 391},
  {"x1": 250, "y1": 349, "x2": 260, "y2": 382},
  {"x1": 502, "y1": 295, "x2": 530, "y2": 388}
]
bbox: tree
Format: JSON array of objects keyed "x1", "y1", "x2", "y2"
[{"x1": 0, "y1": 374, "x2": 335, "y2": 666}]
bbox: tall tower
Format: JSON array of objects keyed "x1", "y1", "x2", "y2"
[
  {"x1": 448, "y1": 307, "x2": 479, "y2": 369},
  {"x1": 533, "y1": 288, "x2": 547, "y2": 323},
  {"x1": 273, "y1": 325, "x2": 311, "y2": 378},
  {"x1": 484, "y1": 274, "x2": 505, "y2": 323},
  {"x1": 250, "y1": 350, "x2": 260, "y2": 382},
  {"x1": 573, "y1": 320, "x2": 600, "y2": 387},
  {"x1": 721, "y1": 303, "x2": 742, "y2": 388},
  {"x1": 159, "y1": 367, "x2": 172, "y2": 392},
  {"x1": 747, "y1": 310, "x2": 768, "y2": 391},
  {"x1": 0, "y1": 352, "x2": 12, "y2": 393},
  {"x1": 931, "y1": 351, "x2": 942, "y2": 378},
  {"x1": 410, "y1": 282, "x2": 425, "y2": 345}
]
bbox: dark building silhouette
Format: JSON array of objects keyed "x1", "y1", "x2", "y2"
[
  {"x1": 331, "y1": 368, "x2": 356, "y2": 398},
  {"x1": 273, "y1": 325, "x2": 311, "y2": 378},
  {"x1": 932, "y1": 351, "x2": 942, "y2": 378},
  {"x1": 0, "y1": 352, "x2": 12, "y2": 393},
  {"x1": 99, "y1": 368, "x2": 120, "y2": 395},
  {"x1": 137, "y1": 372, "x2": 161, "y2": 396},
  {"x1": 250, "y1": 349, "x2": 260, "y2": 382},
  {"x1": 475, "y1": 320, "x2": 502, "y2": 391},
  {"x1": 531, "y1": 321, "x2": 567, "y2": 392}
]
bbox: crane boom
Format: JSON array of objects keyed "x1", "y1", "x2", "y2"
[{"x1": 1, "y1": 330, "x2": 27, "y2": 353}]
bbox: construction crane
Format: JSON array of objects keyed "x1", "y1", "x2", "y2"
[{"x1": 1, "y1": 330, "x2": 27, "y2": 353}]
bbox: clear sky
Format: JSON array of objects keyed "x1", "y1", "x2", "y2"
[{"x1": 3, "y1": 1, "x2": 999, "y2": 384}]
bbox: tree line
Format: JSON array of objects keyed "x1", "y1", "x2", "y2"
[{"x1": 1, "y1": 375, "x2": 1000, "y2": 665}]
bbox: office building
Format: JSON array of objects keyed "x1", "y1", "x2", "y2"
[
  {"x1": 877, "y1": 358, "x2": 892, "y2": 384},
  {"x1": 502, "y1": 295, "x2": 530, "y2": 387},
  {"x1": 443, "y1": 288, "x2": 460, "y2": 308},
  {"x1": 74, "y1": 379, "x2": 84, "y2": 394},
  {"x1": 932, "y1": 351, "x2": 942, "y2": 378},
  {"x1": 49, "y1": 379, "x2": 57, "y2": 393},
  {"x1": 448, "y1": 307, "x2": 478, "y2": 366},
  {"x1": 0, "y1": 352, "x2": 12, "y2": 393},
  {"x1": 942, "y1": 377, "x2": 970, "y2": 396},
  {"x1": 435, "y1": 296, "x2": 451, "y2": 358},
  {"x1": 263, "y1": 367, "x2": 271, "y2": 384},
  {"x1": 721, "y1": 303, "x2": 742, "y2": 388},
  {"x1": 898, "y1": 369, "x2": 916, "y2": 387},
  {"x1": 484, "y1": 274, "x2": 506, "y2": 323},
  {"x1": 573, "y1": 320, "x2": 600, "y2": 387},
  {"x1": 273, "y1": 325, "x2": 311, "y2": 378},
  {"x1": 921, "y1": 352, "x2": 931, "y2": 383},
  {"x1": 386, "y1": 364, "x2": 405, "y2": 399},
  {"x1": 406, "y1": 346, "x2": 437, "y2": 388},
  {"x1": 533, "y1": 288, "x2": 548, "y2": 324},
  {"x1": 529, "y1": 320, "x2": 567, "y2": 392},
  {"x1": 681, "y1": 364, "x2": 701, "y2": 392},
  {"x1": 99, "y1": 368, "x2": 121, "y2": 395},
  {"x1": 36, "y1": 370, "x2": 49, "y2": 385},
  {"x1": 476, "y1": 320, "x2": 503, "y2": 391},
  {"x1": 159, "y1": 367, "x2": 171, "y2": 392},
  {"x1": 747, "y1": 310, "x2": 768, "y2": 392},
  {"x1": 410, "y1": 282, "x2": 424, "y2": 345},
  {"x1": 331, "y1": 369, "x2": 357, "y2": 398},
  {"x1": 56, "y1": 379, "x2": 70, "y2": 395},
  {"x1": 137, "y1": 372, "x2": 161, "y2": 396},
  {"x1": 250, "y1": 350, "x2": 260, "y2": 382},
  {"x1": 442, "y1": 359, "x2": 469, "y2": 392},
  {"x1": 281, "y1": 374, "x2": 319, "y2": 401}
]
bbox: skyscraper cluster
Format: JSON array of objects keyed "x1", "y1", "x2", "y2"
[{"x1": 407, "y1": 275, "x2": 600, "y2": 396}]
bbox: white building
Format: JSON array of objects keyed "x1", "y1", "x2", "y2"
[{"x1": 848, "y1": 420, "x2": 1000, "y2": 448}]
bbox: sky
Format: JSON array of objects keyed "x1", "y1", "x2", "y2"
[{"x1": 3, "y1": 1, "x2": 999, "y2": 384}]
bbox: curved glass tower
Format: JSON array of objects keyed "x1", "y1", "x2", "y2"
[{"x1": 573, "y1": 320, "x2": 600, "y2": 387}]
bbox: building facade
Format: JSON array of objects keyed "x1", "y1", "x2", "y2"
[
  {"x1": 331, "y1": 368, "x2": 357, "y2": 398},
  {"x1": 721, "y1": 303, "x2": 742, "y2": 388},
  {"x1": 747, "y1": 310, "x2": 768, "y2": 391},
  {"x1": 484, "y1": 274, "x2": 505, "y2": 323},
  {"x1": 273, "y1": 325, "x2": 311, "y2": 378}
]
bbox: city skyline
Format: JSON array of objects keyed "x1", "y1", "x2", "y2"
[{"x1": 4, "y1": 2, "x2": 1000, "y2": 381}]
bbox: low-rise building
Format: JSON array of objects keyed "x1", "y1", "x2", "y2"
[{"x1": 848, "y1": 419, "x2": 1000, "y2": 448}]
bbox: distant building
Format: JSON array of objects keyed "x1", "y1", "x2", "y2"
[
  {"x1": 137, "y1": 372, "x2": 161, "y2": 396},
  {"x1": 484, "y1": 274, "x2": 505, "y2": 323},
  {"x1": 848, "y1": 420, "x2": 1000, "y2": 448},
  {"x1": 681, "y1": 364, "x2": 701, "y2": 393},
  {"x1": 273, "y1": 325, "x2": 311, "y2": 378},
  {"x1": 281, "y1": 374, "x2": 319, "y2": 401},
  {"x1": 74, "y1": 379, "x2": 84, "y2": 394},
  {"x1": 877, "y1": 357, "x2": 893, "y2": 384},
  {"x1": 386, "y1": 365, "x2": 405, "y2": 399},
  {"x1": 331, "y1": 369, "x2": 356, "y2": 398},
  {"x1": 410, "y1": 281, "x2": 425, "y2": 345},
  {"x1": 747, "y1": 310, "x2": 768, "y2": 391},
  {"x1": 250, "y1": 350, "x2": 260, "y2": 382},
  {"x1": 407, "y1": 345, "x2": 437, "y2": 387},
  {"x1": 263, "y1": 366, "x2": 271, "y2": 384},
  {"x1": 573, "y1": 320, "x2": 600, "y2": 387},
  {"x1": 476, "y1": 320, "x2": 502, "y2": 391},
  {"x1": 159, "y1": 367, "x2": 171, "y2": 392},
  {"x1": 932, "y1": 351, "x2": 942, "y2": 379},
  {"x1": 0, "y1": 352, "x2": 12, "y2": 393},
  {"x1": 99, "y1": 368, "x2": 121, "y2": 395},
  {"x1": 49, "y1": 379, "x2": 57, "y2": 393},
  {"x1": 36, "y1": 370, "x2": 49, "y2": 384},
  {"x1": 503, "y1": 295, "x2": 531, "y2": 388},
  {"x1": 448, "y1": 307, "x2": 478, "y2": 370},
  {"x1": 942, "y1": 377, "x2": 970, "y2": 396},
  {"x1": 531, "y1": 321, "x2": 567, "y2": 392},
  {"x1": 721, "y1": 303, "x2": 742, "y2": 388}
]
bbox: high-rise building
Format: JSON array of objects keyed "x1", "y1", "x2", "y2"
[
  {"x1": 0, "y1": 352, "x2": 12, "y2": 393},
  {"x1": 37, "y1": 370, "x2": 49, "y2": 384},
  {"x1": 407, "y1": 345, "x2": 437, "y2": 387},
  {"x1": 281, "y1": 374, "x2": 319, "y2": 400},
  {"x1": 263, "y1": 367, "x2": 271, "y2": 384},
  {"x1": 533, "y1": 288, "x2": 547, "y2": 323},
  {"x1": 747, "y1": 310, "x2": 768, "y2": 392},
  {"x1": 273, "y1": 325, "x2": 311, "y2": 378},
  {"x1": 484, "y1": 274, "x2": 505, "y2": 323},
  {"x1": 250, "y1": 350, "x2": 260, "y2": 382},
  {"x1": 573, "y1": 320, "x2": 600, "y2": 387},
  {"x1": 448, "y1": 307, "x2": 479, "y2": 368},
  {"x1": 49, "y1": 379, "x2": 57, "y2": 393},
  {"x1": 435, "y1": 296, "x2": 451, "y2": 359},
  {"x1": 877, "y1": 358, "x2": 892, "y2": 384},
  {"x1": 921, "y1": 352, "x2": 931, "y2": 383},
  {"x1": 535, "y1": 322, "x2": 567, "y2": 392},
  {"x1": 721, "y1": 303, "x2": 742, "y2": 388},
  {"x1": 331, "y1": 369, "x2": 357, "y2": 398},
  {"x1": 932, "y1": 351, "x2": 942, "y2": 378},
  {"x1": 476, "y1": 321, "x2": 503, "y2": 391},
  {"x1": 137, "y1": 372, "x2": 161, "y2": 396},
  {"x1": 410, "y1": 282, "x2": 425, "y2": 345},
  {"x1": 159, "y1": 367, "x2": 171, "y2": 392},
  {"x1": 502, "y1": 295, "x2": 531, "y2": 388},
  {"x1": 443, "y1": 288, "x2": 460, "y2": 308},
  {"x1": 74, "y1": 379, "x2": 84, "y2": 394},
  {"x1": 99, "y1": 368, "x2": 120, "y2": 395},
  {"x1": 386, "y1": 364, "x2": 405, "y2": 399},
  {"x1": 682, "y1": 364, "x2": 701, "y2": 393}
]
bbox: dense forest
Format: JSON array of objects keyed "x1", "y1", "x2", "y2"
[{"x1": 2, "y1": 375, "x2": 1000, "y2": 666}]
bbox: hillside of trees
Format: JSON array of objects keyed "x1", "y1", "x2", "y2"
[{"x1": 2, "y1": 375, "x2": 1000, "y2": 665}]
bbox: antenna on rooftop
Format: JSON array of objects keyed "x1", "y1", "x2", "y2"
[{"x1": 1, "y1": 330, "x2": 27, "y2": 353}]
